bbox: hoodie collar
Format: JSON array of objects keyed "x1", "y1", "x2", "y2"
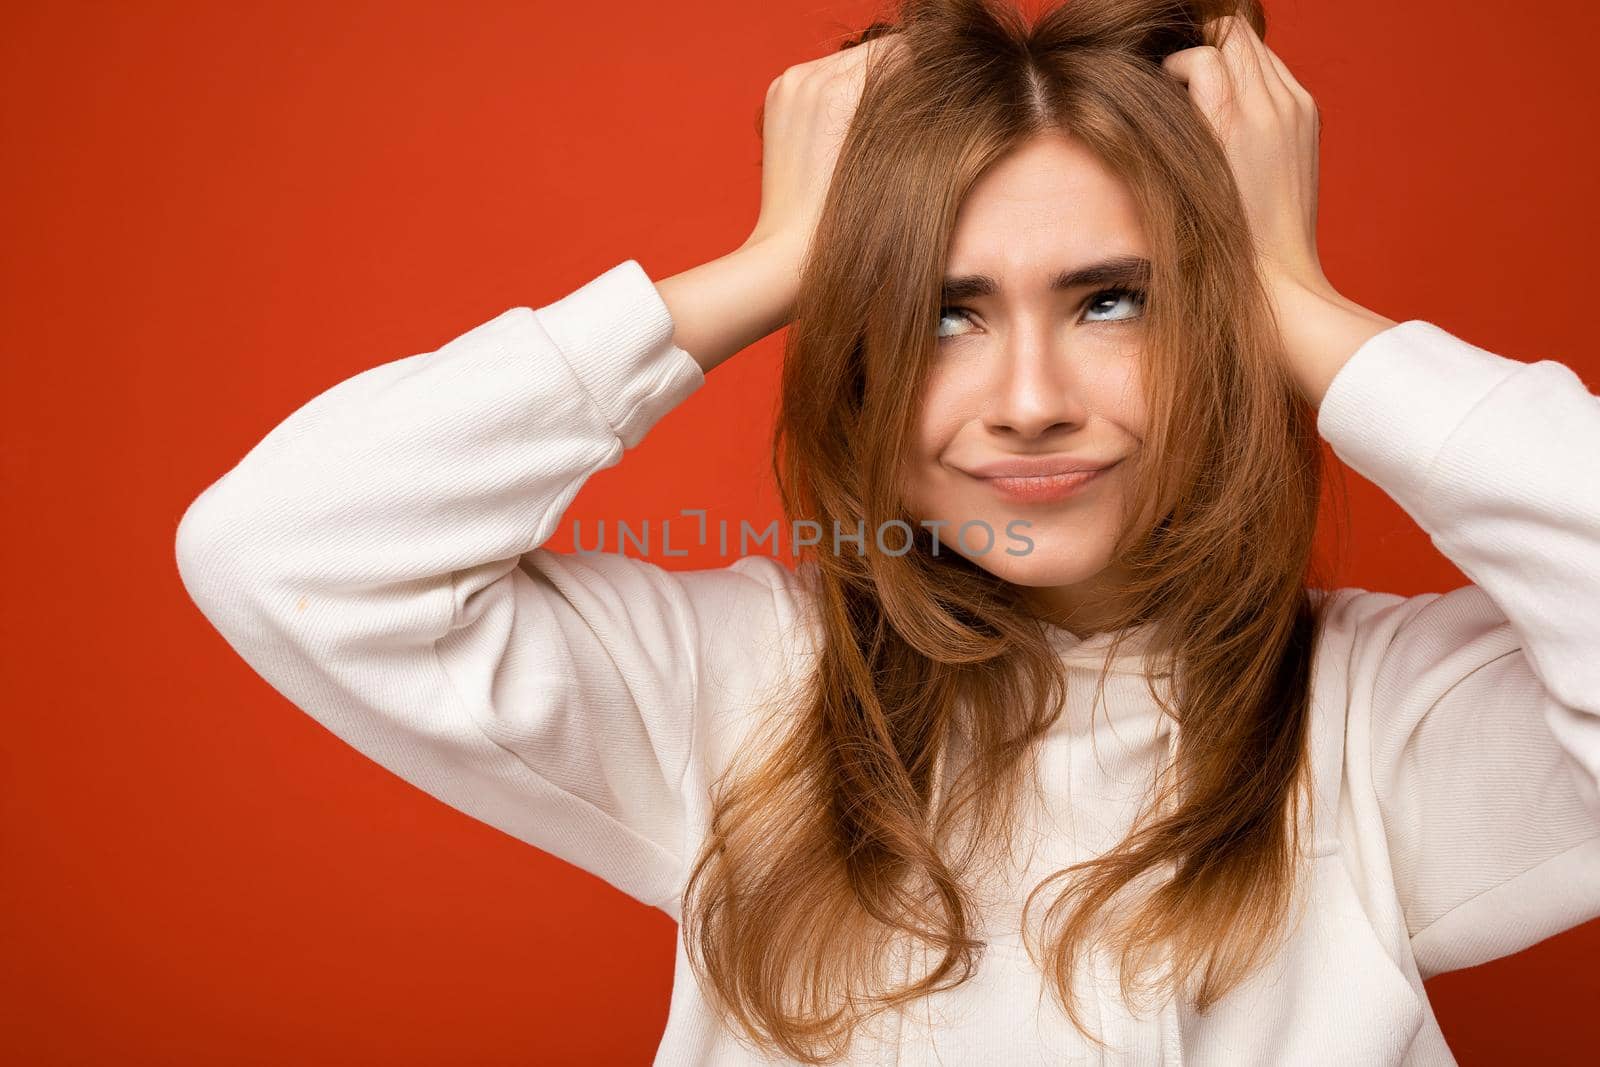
[{"x1": 1044, "y1": 619, "x2": 1173, "y2": 676}]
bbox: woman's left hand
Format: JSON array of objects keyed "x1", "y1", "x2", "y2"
[
  {"x1": 1162, "y1": 14, "x2": 1327, "y2": 296},
  {"x1": 1162, "y1": 14, "x2": 1397, "y2": 408}
]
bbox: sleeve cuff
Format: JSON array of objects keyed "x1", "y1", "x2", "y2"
[
  {"x1": 1315, "y1": 319, "x2": 1528, "y2": 500},
  {"x1": 532, "y1": 259, "x2": 707, "y2": 449}
]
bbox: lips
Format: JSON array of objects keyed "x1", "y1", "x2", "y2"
[
  {"x1": 975, "y1": 464, "x2": 1115, "y2": 504},
  {"x1": 961, "y1": 455, "x2": 1118, "y2": 479}
]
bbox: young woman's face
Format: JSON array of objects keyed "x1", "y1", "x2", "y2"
[{"x1": 901, "y1": 130, "x2": 1150, "y2": 636}]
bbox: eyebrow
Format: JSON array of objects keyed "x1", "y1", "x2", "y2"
[{"x1": 939, "y1": 254, "x2": 1151, "y2": 303}]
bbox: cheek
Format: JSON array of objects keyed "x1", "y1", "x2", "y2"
[
  {"x1": 1107, "y1": 347, "x2": 1148, "y2": 435},
  {"x1": 1079, "y1": 341, "x2": 1146, "y2": 428},
  {"x1": 913, "y1": 361, "x2": 986, "y2": 444},
  {"x1": 906, "y1": 375, "x2": 970, "y2": 484},
  {"x1": 1111, "y1": 383, "x2": 1147, "y2": 441}
]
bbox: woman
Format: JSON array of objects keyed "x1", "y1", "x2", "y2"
[{"x1": 174, "y1": 0, "x2": 1600, "y2": 1063}]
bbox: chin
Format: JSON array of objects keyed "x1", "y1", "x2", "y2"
[
  {"x1": 964, "y1": 549, "x2": 1112, "y2": 589},
  {"x1": 920, "y1": 518, "x2": 1108, "y2": 585}
]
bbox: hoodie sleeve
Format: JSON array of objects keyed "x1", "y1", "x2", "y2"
[
  {"x1": 173, "y1": 259, "x2": 790, "y2": 917},
  {"x1": 1315, "y1": 319, "x2": 1600, "y2": 980}
]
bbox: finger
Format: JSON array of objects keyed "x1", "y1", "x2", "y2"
[
  {"x1": 833, "y1": 31, "x2": 895, "y2": 87},
  {"x1": 841, "y1": 35, "x2": 887, "y2": 87},
  {"x1": 1161, "y1": 45, "x2": 1234, "y2": 114},
  {"x1": 1230, "y1": 17, "x2": 1300, "y2": 111},
  {"x1": 852, "y1": 30, "x2": 900, "y2": 62},
  {"x1": 810, "y1": 35, "x2": 876, "y2": 93},
  {"x1": 1259, "y1": 37, "x2": 1312, "y2": 105},
  {"x1": 1208, "y1": 15, "x2": 1268, "y2": 103}
]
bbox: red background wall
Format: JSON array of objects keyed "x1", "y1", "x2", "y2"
[{"x1": 3, "y1": 0, "x2": 1596, "y2": 1062}]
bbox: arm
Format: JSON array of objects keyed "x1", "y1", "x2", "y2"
[
  {"x1": 172, "y1": 29, "x2": 903, "y2": 916},
  {"x1": 656, "y1": 237, "x2": 799, "y2": 374},
  {"x1": 173, "y1": 256, "x2": 797, "y2": 916},
  {"x1": 1313, "y1": 315, "x2": 1600, "y2": 979}
]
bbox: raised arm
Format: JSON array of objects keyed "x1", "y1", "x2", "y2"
[
  {"x1": 173, "y1": 257, "x2": 803, "y2": 915},
  {"x1": 1312, "y1": 318, "x2": 1600, "y2": 979},
  {"x1": 172, "y1": 33, "x2": 906, "y2": 917},
  {"x1": 1161, "y1": 16, "x2": 1600, "y2": 974}
]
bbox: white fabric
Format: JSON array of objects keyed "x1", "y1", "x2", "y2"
[{"x1": 176, "y1": 258, "x2": 1600, "y2": 1064}]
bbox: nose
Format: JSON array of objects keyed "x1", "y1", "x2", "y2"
[{"x1": 980, "y1": 320, "x2": 1085, "y2": 440}]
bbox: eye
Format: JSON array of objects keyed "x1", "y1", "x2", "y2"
[
  {"x1": 935, "y1": 306, "x2": 975, "y2": 339},
  {"x1": 1081, "y1": 286, "x2": 1146, "y2": 323},
  {"x1": 934, "y1": 287, "x2": 1148, "y2": 341}
]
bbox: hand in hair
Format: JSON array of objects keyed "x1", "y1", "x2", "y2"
[
  {"x1": 1163, "y1": 14, "x2": 1395, "y2": 408},
  {"x1": 740, "y1": 30, "x2": 907, "y2": 272},
  {"x1": 1162, "y1": 14, "x2": 1327, "y2": 300},
  {"x1": 652, "y1": 32, "x2": 906, "y2": 376}
]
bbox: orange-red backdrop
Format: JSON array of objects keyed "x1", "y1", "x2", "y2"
[{"x1": 3, "y1": 0, "x2": 1596, "y2": 1062}]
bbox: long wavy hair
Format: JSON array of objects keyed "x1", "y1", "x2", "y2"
[{"x1": 680, "y1": 0, "x2": 1341, "y2": 1061}]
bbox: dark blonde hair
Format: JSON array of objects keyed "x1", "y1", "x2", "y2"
[{"x1": 681, "y1": 0, "x2": 1337, "y2": 1061}]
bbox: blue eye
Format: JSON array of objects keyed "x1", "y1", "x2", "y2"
[
  {"x1": 934, "y1": 287, "x2": 1148, "y2": 341},
  {"x1": 1082, "y1": 286, "x2": 1147, "y2": 323}
]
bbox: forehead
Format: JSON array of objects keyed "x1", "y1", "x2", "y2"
[{"x1": 946, "y1": 131, "x2": 1147, "y2": 275}]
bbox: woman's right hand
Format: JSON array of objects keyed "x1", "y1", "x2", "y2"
[
  {"x1": 741, "y1": 31, "x2": 905, "y2": 273},
  {"x1": 657, "y1": 31, "x2": 903, "y2": 376}
]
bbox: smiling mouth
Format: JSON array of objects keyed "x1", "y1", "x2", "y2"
[{"x1": 973, "y1": 460, "x2": 1119, "y2": 504}]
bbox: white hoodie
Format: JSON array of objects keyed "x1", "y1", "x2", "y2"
[{"x1": 174, "y1": 258, "x2": 1600, "y2": 1065}]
